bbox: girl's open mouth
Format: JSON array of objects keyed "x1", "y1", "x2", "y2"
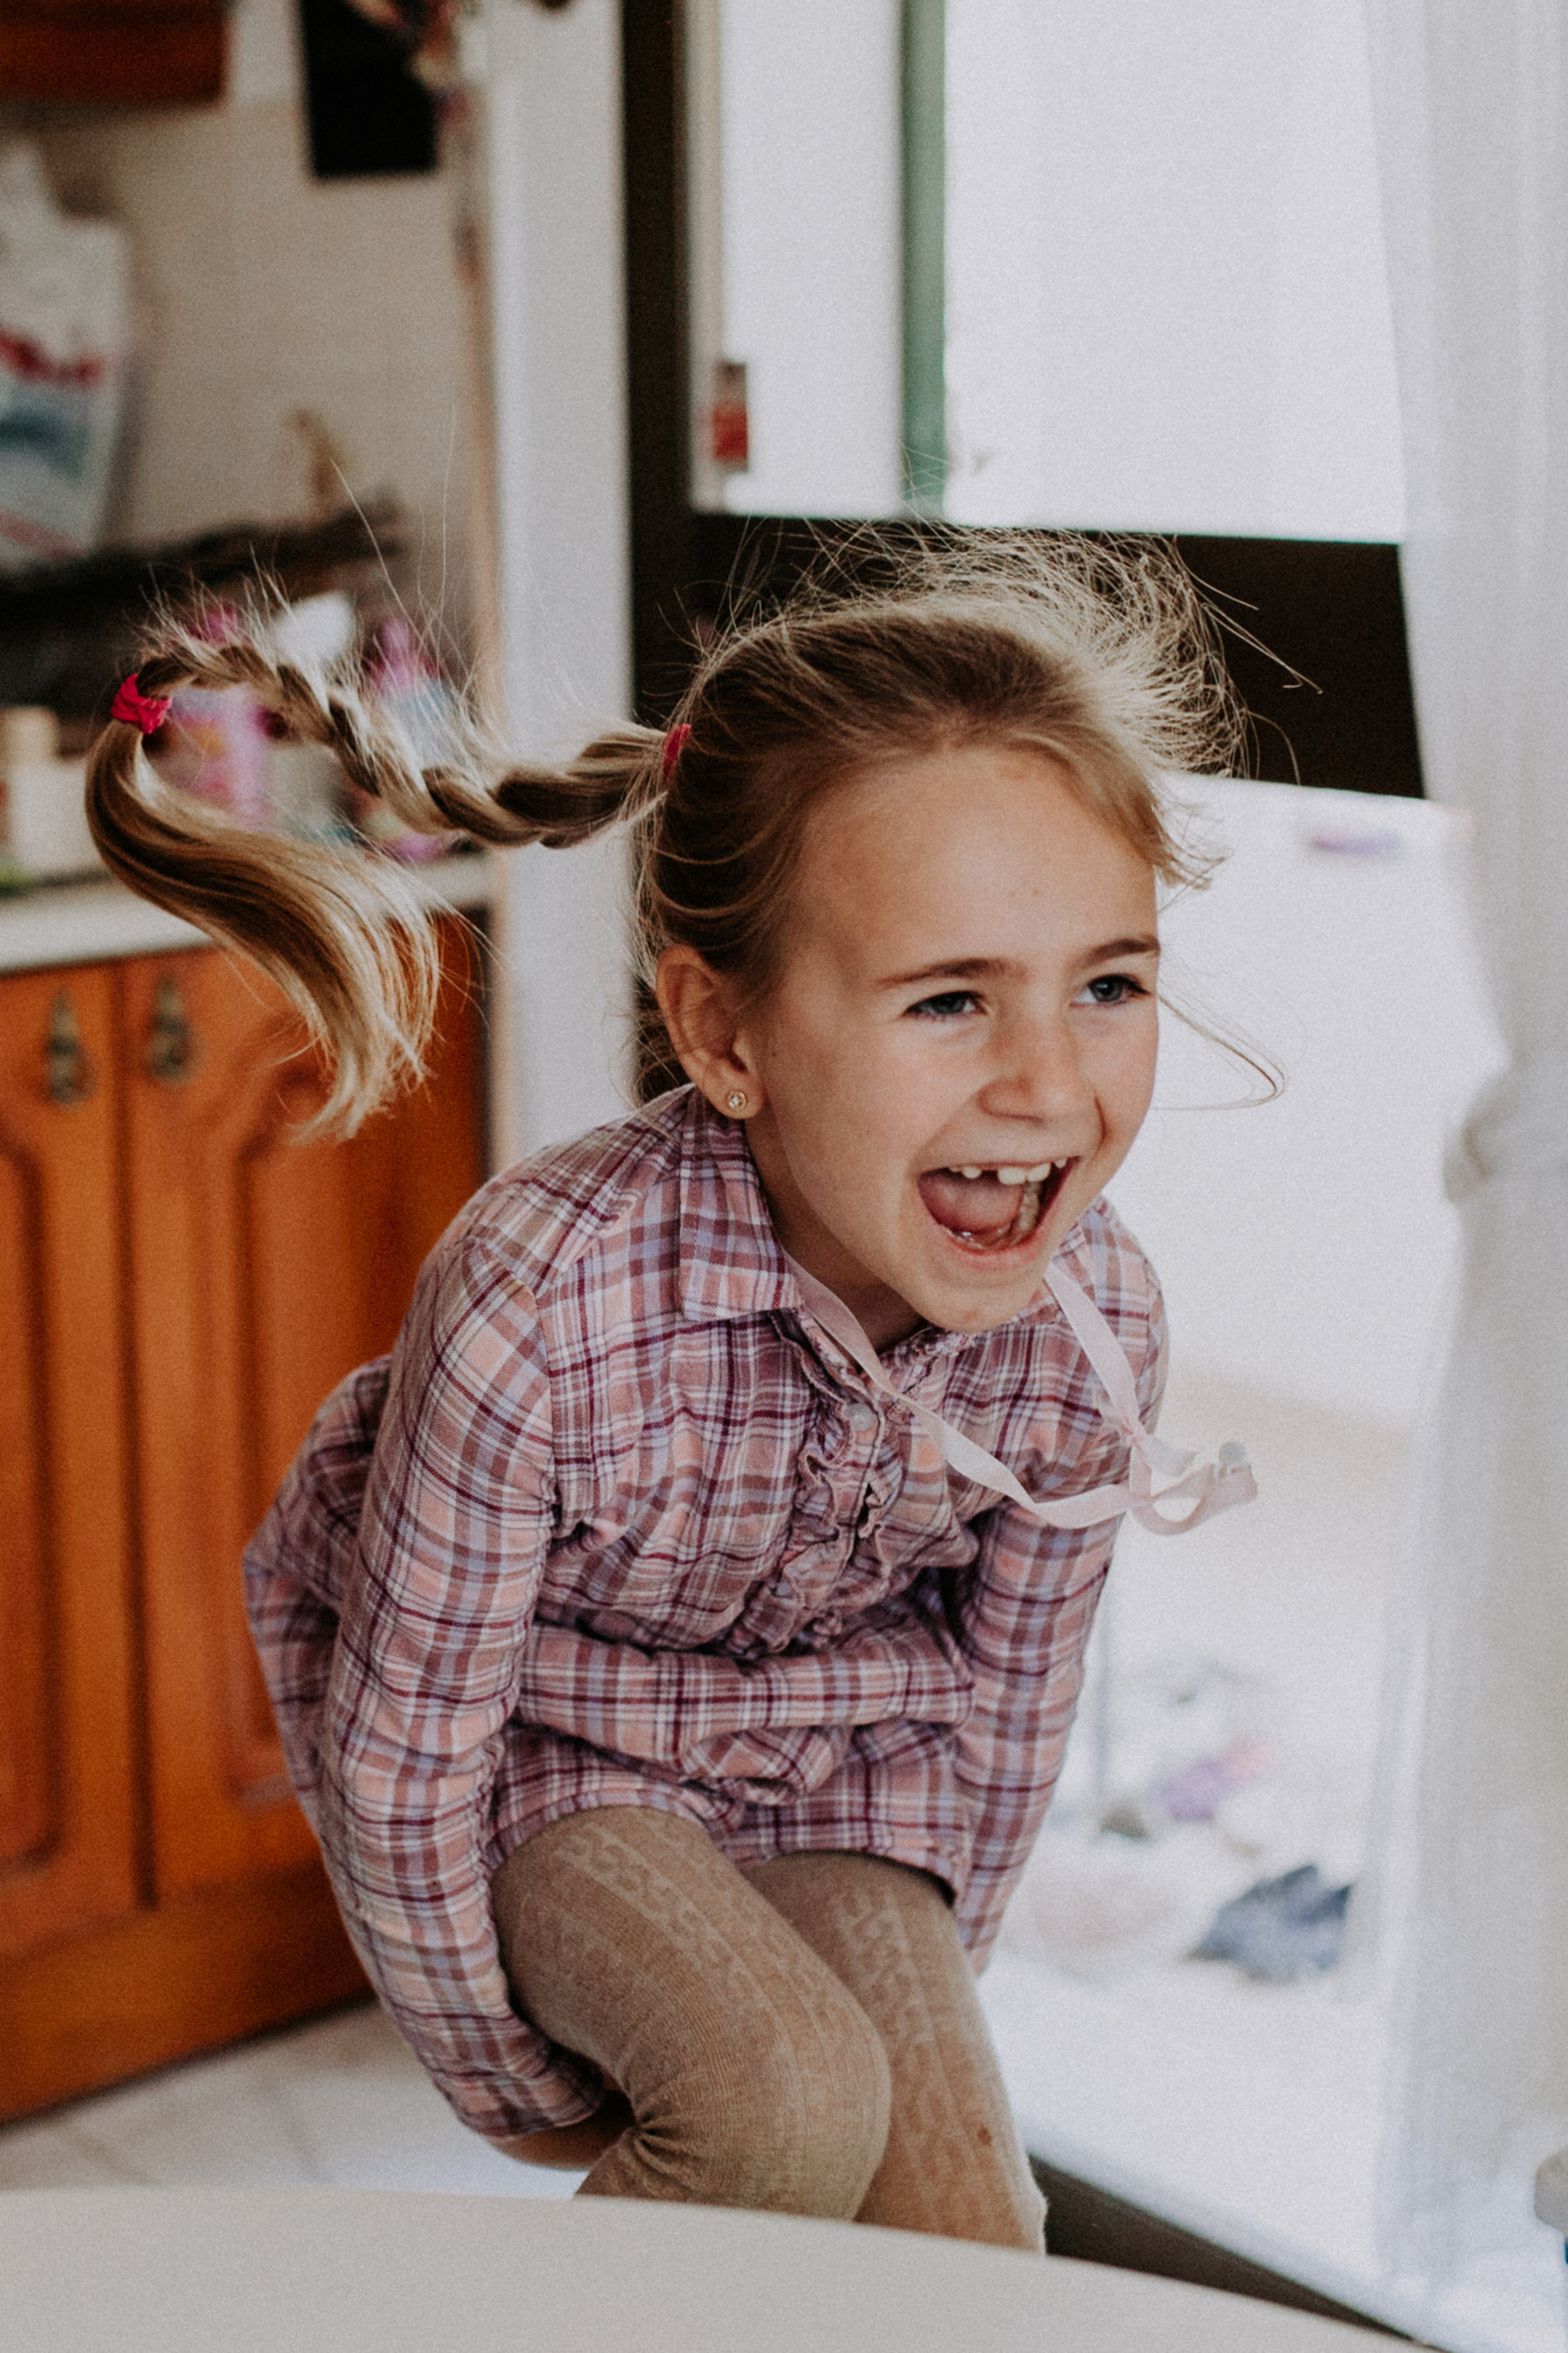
[{"x1": 916, "y1": 1159, "x2": 1074, "y2": 1254}]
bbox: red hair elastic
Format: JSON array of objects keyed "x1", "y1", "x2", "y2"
[
  {"x1": 111, "y1": 674, "x2": 172, "y2": 734},
  {"x1": 661, "y1": 722, "x2": 692, "y2": 781}
]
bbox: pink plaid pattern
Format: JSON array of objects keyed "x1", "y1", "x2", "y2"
[{"x1": 246, "y1": 1089, "x2": 1166, "y2": 2140}]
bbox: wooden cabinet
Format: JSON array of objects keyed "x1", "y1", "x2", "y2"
[
  {"x1": 0, "y1": 918, "x2": 484, "y2": 2122},
  {"x1": 0, "y1": 1, "x2": 224, "y2": 104},
  {"x1": 0, "y1": 966, "x2": 140, "y2": 1970}
]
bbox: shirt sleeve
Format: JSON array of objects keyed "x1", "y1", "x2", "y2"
[
  {"x1": 313, "y1": 1234, "x2": 601, "y2": 2142},
  {"x1": 244, "y1": 1356, "x2": 390, "y2": 1819},
  {"x1": 949, "y1": 1248, "x2": 1169, "y2": 1965}
]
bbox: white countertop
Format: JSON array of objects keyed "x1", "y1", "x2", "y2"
[
  {"x1": 0, "y1": 853, "x2": 498, "y2": 976},
  {"x1": 0, "y1": 2186, "x2": 1377, "y2": 2353}
]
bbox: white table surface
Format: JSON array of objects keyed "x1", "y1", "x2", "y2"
[{"x1": 0, "y1": 2187, "x2": 1379, "y2": 2352}]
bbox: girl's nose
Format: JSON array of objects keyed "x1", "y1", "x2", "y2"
[{"x1": 979, "y1": 1017, "x2": 1094, "y2": 1126}]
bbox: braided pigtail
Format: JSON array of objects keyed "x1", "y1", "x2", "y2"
[
  {"x1": 91, "y1": 531, "x2": 1249, "y2": 1138},
  {"x1": 86, "y1": 612, "x2": 662, "y2": 1137}
]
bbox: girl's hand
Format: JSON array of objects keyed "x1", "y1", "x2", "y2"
[{"x1": 499, "y1": 2091, "x2": 635, "y2": 2171}]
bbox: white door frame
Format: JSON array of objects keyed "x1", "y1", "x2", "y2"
[{"x1": 481, "y1": 0, "x2": 632, "y2": 1162}]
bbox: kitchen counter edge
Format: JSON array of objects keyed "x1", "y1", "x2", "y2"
[{"x1": 0, "y1": 854, "x2": 499, "y2": 977}]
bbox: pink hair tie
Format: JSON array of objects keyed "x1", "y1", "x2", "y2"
[
  {"x1": 661, "y1": 722, "x2": 692, "y2": 781},
  {"x1": 111, "y1": 674, "x2": 172, "y2": 734}
]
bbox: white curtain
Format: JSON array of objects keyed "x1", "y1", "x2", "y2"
[{"x1": 1362, "y1": 0, "x2": 1568, "y2": 2284}]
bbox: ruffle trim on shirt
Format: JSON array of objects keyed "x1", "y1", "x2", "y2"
[{"x1": 719, "y1": 1330, "x2": 977, "y2": 1661}]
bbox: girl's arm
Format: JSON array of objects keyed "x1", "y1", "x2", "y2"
[
  {"x1": 245, "y1": 1357, "x2": 393, "y2": 1815},
  {"x1": 946, "y1": 1518, "x2": 1118, "y2": 1962},
  {"x1": 948, "y1": 1242, "x2": 1169, "y2": 1964},
  {"x1": 313, "y1": 1234, "x2": 602, "y2": 2143}
]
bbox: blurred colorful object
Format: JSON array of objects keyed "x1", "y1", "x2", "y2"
[
  {"x1": 355, "y1": 616, "x2": 461, "y2": 859},
  {"x1": 1157, "y1": 1736, "x2": 1271, "y2": 1825},
  {"x1": 0, "y1": 145, "x2": 128, "y2": 571},
  {"x1": 1193, "y1": 1863, "x2": 1353, "y2": 1983},
  {"x1": 164, "y1": 612, "x2": 272, "y2": 828}
]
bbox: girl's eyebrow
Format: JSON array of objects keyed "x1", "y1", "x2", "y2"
[
  {"x1": 1079, "y1": 934, "x2": 1161, "y2": 965},
  {"x1": 879, "y1": 955, "x2": 1013, "y2": 988},
  {"x1": 881, "y1": 936, "x2": 1160, "y2": 989}
]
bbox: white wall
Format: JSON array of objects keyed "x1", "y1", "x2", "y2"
[
  {"x1": 945, "y1": 0, "x2": 1404, "y2": 540},
  {"x1": 482, "y1": 0, "x2": 633, "y2": 1160},
  {"x1": 700, "y1": 0, "x2": 1403, "y2": 538},
  {"x1": 1108, "y1": 782, "x2": 1502, "y2": 1424},
  {"x1": 699, "y1": 0, "x2": 903, "y2": 517}
]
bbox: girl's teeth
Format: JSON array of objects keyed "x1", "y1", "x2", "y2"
[{"x1": 945, "y1": 1159, "x2": 1071, "y2": 1183}]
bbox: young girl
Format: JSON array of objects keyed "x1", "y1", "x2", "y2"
[{"x1": 87, "y1": 536, "x2": 1254, "y2": 2254}]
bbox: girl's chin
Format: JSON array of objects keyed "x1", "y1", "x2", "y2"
[{"x1": 899, "y1": 1203, "x2": 1069, "y2": 1328}]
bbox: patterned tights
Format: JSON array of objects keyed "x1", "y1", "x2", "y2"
[{"x1": 489, "y1": 1806, "x2": 1044, "y2": 2251}]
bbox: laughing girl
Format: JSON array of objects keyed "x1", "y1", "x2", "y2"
[{"x1": 86, "y1": 535, "x2": 1254, "y2": 2251}]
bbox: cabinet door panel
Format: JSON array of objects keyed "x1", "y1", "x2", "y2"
[
  {"x1": 122, "y1": 924, "x2": 483, "y2": 1898},
  {"x1": 0, "y1": 967, "x2": 139, "y2": 1960},
  {"x1": 0, "y1": 2, "x2": 225, "y2": 104}
]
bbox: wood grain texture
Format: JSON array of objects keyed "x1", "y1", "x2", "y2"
[
  {"x1": 120, "y1": 923, "x2": 484, "y2": 1902},
  {"x1": 0, "y1": 1129, "x2": 50, "y2": 1873},
  {"x1": 0, "y1": 1862, "x2": 368, "y2": 2122},
  {"x1": 0, "y1": 1, "x2": 224, "y2": 103},
  {"x1": 0, "y1": 966, "x2": 140, "y2": 1961},
  {"x1": 0, "y1": 925, "x2": 480, "y2": 2116}
]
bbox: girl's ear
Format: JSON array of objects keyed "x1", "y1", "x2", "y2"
[{"x1": 655, "y1": 946, "x2": 766, "y2": 1118}]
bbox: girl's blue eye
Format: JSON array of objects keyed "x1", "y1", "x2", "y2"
[
  {"x1": 1078, "y1": 973, "x2": 1148, "y2": 1005},
  {"x1": 909, "y1": 990, "x2": 981, "y2": 1019}
]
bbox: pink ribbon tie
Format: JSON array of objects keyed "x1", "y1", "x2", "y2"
[
  {"x1": 786, "y1": 1254, "x2": 1257, "y2": 1539},
  {"x1": 662, "y1": 722, "x2": 692, "y2": 781},
  {"x1": 111, "y1": 674, "x2": 172, "y2": 734}
]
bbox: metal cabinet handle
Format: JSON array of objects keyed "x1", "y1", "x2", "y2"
[
  {"x1": 44, "y1": 991, "x2": 95, "y2": 1107},
  {"x1": 145, "y1": 975, "x2": 199, "y2": 1086}
]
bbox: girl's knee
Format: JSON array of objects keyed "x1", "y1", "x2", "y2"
[
  {"x1": 652, "y1": 1987, "x2": 892, "y2": 2220},
  {"x1": 771, "y1": 1992, "x2": 892, "y2": 2216}
]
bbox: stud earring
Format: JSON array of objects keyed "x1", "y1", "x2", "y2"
[{"x1": 726, "y1": 1090, "x2": 747, "y2": 1112}]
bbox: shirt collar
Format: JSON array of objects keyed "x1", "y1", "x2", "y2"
[
  {"x1": 670, "y1": 1085, "x2": 1064, "y2": 1364},
  {"x1": 675, "y1": 1090, "x2": 799, "y2": 1323}
]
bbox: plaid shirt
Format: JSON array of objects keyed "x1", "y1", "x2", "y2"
[{"x1": 246, "y1": 1087, "x2": 1166, "y2": 2141}]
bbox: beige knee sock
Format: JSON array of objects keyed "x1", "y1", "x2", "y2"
[
  {"x1": 746, "y1": 1850, "x2": 1045, "y2": 2252},
  {"x1": 490, "y1": 1807, "x2": 890, "y2": 2218}
]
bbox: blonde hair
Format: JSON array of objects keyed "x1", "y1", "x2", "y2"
[{"x1": 86, "y1": 531, "x2": 1244, "y2": 1135}]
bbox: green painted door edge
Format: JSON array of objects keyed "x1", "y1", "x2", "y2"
[{"x1": 901, "y1": 0, "x2": 946, "y2": 513}]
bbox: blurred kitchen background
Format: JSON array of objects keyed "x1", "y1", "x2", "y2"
[{"x1": 0, "y1": 7, "x2": 1543, "y2": 2350}]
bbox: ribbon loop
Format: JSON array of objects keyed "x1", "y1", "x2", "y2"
[{"x1": 661, "y1": 722, "x2": 692, "y2": 781}]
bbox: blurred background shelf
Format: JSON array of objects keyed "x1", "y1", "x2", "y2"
[
  {"x1": 0, "y1": 0, "x2": 225, "y2": 108},
  {"x1": 0, "y1": 848, "x2": 497, "y2": 973}
]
